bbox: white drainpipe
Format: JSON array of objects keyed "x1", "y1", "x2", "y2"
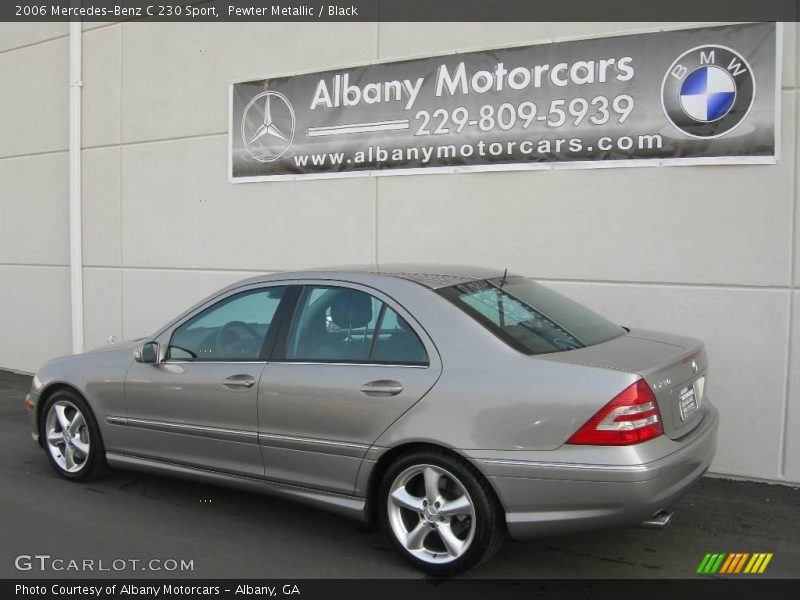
[{"x1": 69, "y1": 22, "x2": 84, "y2": 354}]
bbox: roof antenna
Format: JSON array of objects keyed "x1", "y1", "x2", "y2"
[{"x1": 499, "y1": 268, "x2": 508, "y2": 289}]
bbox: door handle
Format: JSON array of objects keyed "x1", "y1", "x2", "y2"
[
  {"x1": 222, "y1": 375, "x2": 256, "y2": 389},
  {"x1": 360, "y1": 380, "x2": 403, "y2": 397}
]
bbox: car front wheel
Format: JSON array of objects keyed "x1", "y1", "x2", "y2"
[
  {"x1": 41, "y1": 390, "x2": 107, "y2": 481},
  {"x1": 378, "y1": 450, "x2": 505, "y2": 575}
]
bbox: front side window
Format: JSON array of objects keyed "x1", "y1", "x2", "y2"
[
  {"x1": 283, "y1": 286, "x2": 428, "y2": 365},
  {"x1": 168, "y1": 287, "x2": 286, "y2": 361},
  {"x1": 437, "y1": 277, "x2": 625, "y2": 355}
]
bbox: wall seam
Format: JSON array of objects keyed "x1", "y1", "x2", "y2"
[
  {"x1": 119, "y1": 22, "x2": 125, "y2": 341},
  {"x1": 0, "y1": 263, "x2": 69, "y2": 269},
  {"x1": 82, "y1": 23, "x2": 119, "y2": 34},
  {"x1": 374, "y1": 20, "x2": 380, "y2": 269},
  {"x1": 102, "y1": 265, "x2": 279, "y2": 274},
  {"x1": 71, "y1": 132, "x2": 227, "y2": 153},
  {"x1": 779, "y1": 86, "x2": 799, "y2": 478},
  {"x1": 120, "y1": 131, "x2": 227, "y2": 148},
  {"x1": 0, "y1": 149, "x2": 68, "y2": 161},
  {"x1": 0, "y1": 33, "x2": 68, "y2": 56},
  {"x1": 533, "y1": 277, "x2": 794, "y2": 291},
  {"x1": 373, "y1": 176, "x2": 379, "y2": 268},
  {"x1": 65, "y1": 266, "x2": 800, "y2": 290}
]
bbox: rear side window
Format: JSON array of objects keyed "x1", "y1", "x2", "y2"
[
  {"x1": 283, "y1": 286, "x2": 428, "y2": 365},
  {"x1": 437, "y1": 277, "x2": 624, "y2": 355},
  {"x1": 372, "y1": 307, "x2": 429, "y2": 365}
]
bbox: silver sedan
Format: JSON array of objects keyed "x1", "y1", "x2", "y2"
[{"x1": 27, "y1": 265, "x2": 717, "y2": 575}]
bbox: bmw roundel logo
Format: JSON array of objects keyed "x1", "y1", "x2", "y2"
[{"x1": 661, "y1": 45, "x2": 755, "y2": 139}]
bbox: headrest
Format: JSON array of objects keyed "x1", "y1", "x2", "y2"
[{"x1": 330, "y1": 290, "x2": 372, "y2": 329}]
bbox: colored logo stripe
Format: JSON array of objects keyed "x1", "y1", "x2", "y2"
[
  {"x1": 719, "y1": 553, "x2": 736, "y2": 573},
  {"x1": 719, "y1": 553, "x2": 749, "y2": 573},
  {"x1": 696, "y1": 553, "x2": 713, "y2": 573},
  {"x1": 697, "y1": 553, "x2": 726, "y2": 573},
  {"x1": 697, "y1": 553, "x2": 773, "y2": 574},
  {"x1": 744, "y1": 553, "x2": 773, "y2": 574}
]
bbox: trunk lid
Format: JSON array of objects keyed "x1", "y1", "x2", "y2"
[{"x1": 542, "y1": 328, "x2": 708, "y2": 439}]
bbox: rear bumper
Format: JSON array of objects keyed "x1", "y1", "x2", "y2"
[{"x1": 468, "y1": 400, "x2": 718, "y2": 539}]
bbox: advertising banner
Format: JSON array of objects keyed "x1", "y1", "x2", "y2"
[{"x1": 229, "y1": 22, "x2": 779, "y2": 182}]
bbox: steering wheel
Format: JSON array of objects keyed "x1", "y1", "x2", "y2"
[{"x1": 215, "y1": 320, "x2": 261, "y2": 358}]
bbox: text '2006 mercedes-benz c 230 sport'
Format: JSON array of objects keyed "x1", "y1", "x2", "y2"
[{"x1": 26, "y1": 265, "x2": 717, "y2": 575}]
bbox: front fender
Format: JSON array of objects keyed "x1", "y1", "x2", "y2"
[{"x1": 30, "y1": 347, "x2": 136, "y2": 453}]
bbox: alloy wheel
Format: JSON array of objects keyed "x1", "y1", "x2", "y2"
[
  {"x1": 386, "y1": 464, "x2": 476, "y2": 564},
  {"x1": 45, "y1": 400, "x2": 90, "y2": 473}
]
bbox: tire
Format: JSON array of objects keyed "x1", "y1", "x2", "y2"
[
  {"x1": 40, "y1": 389, "x2": 108, "y2": 481},
  {"x1": 378, "y1": 448, "x2": 505, "y2": 576}
]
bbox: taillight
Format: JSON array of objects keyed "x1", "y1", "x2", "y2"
[{"x1": 566, "y1": 379, "x2": 663, "y2": 445}]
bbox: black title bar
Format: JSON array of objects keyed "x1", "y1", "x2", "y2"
[
  {"x1": 4, "y1": 0, "x2": 800, "y2": 22},
  {"x1": 5, "y1": 579, "x2": 800, "y2": 600}
]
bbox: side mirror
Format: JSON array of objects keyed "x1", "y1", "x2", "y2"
[{"x1": 134, "y1": 342, "x2": 159, "y2": 364}]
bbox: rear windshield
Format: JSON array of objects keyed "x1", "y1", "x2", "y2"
[{"x1": 437, "y1": 276, "x2": 625, "y2": 355}]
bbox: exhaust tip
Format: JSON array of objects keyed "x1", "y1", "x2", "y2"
[{"x1": 639, "y1": 510, "x2": 673, "y2": 529}]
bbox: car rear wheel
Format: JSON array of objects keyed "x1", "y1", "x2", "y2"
[
  {"x1": 41, "y1": 390, "x2": 107, "y2": 481},
  {"x1": 378, "y1": 450, "x2": 505, "y2": 576}
]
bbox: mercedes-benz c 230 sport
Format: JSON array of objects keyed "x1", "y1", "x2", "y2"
[{"x1": 27, "y1": 265, "x2": 717, "y2": 575}]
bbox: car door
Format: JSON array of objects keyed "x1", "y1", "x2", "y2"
[
  {"x1": 258, "y1": 282, "x2": 442, "y2": 494},
  {"x1": 124, "y1": 284, "x2": 293, "y2": 477}
]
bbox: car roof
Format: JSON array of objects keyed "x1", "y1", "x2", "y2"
[
  {"x1": 233, "y1": 264, "x2": 511, "y2": 290},
  {"x1": 153, "y1": 264, "x2": 515, "y2": 340}
]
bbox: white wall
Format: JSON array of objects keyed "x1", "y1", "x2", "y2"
[
  {"x1": 0, "y1": 24, "x2": 71, "y2": 370},
  {"x1": 0, "y1": 22, "x2": 797, "y2": 484}
]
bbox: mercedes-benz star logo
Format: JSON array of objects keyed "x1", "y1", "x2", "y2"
[{"x1": 240, "y1": 90, "x2": 296, "y2": 162}]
